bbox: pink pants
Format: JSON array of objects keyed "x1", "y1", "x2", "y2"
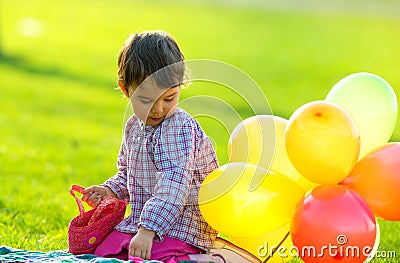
[{"x1": 94, "y1": 230, "x2": 202, "y2": 262}]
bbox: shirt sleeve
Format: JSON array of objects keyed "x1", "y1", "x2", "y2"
[{"x1": 139, "y1": 117, "x2": 198, "y2": 240}]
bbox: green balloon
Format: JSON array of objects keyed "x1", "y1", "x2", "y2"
[{"x1": 326, "y1": 72, "x2": 398, "y2": 158}]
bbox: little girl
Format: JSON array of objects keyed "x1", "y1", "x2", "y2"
[{"x1": 81, "y1": 31, "x2": 221, "y2": 262}]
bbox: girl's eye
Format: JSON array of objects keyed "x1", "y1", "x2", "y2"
[
  {"x1": 165, "y1": 97, "x2": 175, "y2": 102},
  {"x1": 140, "y1": 100, "x2": 152, "y2": 104}
]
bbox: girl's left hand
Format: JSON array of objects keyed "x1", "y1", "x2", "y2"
[
  {"x1": 129, "y1": 227, "x2": 156, "y2": 260},
  {"x1": 82, "y1": 185, "x2": 116, "y2": 208}
]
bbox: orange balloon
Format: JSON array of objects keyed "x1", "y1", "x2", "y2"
[
  {"x1": 342, "y1": 142, "x2": 400, "y2": 221},
  {"x1": 285, "y1": 101, "x2": 360, "y2": 184}
]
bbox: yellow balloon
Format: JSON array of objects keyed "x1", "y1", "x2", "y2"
[
  {"x1": 228, "y1": 115, "x2": 317, "y2": 192},
  {"x1": 285, "y1": 101, "x2": 360, "y2": 185},
  {"x1": 230, "y1": 224, "x2": 295, "y2": 262},
  {"x1": 199, "y1": 162, "x2": 305, "y2": 237},
  {"x1": 228, "y1": 115, "x2": 275, "y2": 169}
]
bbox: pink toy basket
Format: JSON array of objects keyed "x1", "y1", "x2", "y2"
[{"x1": 68, "y1": 185, "x2": 127, "y2": 254}]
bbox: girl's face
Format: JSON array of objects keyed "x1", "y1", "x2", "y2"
[{"x1": 131, "y1": 83, "x2": 180, "y2": 126}]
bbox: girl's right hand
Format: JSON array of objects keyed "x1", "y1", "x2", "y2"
[{"x1": 82, "y1": 185, "x2": 117, "y2": 207}]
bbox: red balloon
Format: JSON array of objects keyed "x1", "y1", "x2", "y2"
[
  {"x1": 291, "y1": 185, "x2": 376, "y2": 263},
  {"x1": 342, "y1": 142, "x2": 400, "y2": 220}
]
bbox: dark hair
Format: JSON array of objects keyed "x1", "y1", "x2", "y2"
[{"x1": 118, "y1": 31, "x2": 185, "y2": 90}]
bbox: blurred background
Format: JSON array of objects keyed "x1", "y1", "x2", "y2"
[{"x1": 0, "y1": 0, "x2": 399, "y2": 260}]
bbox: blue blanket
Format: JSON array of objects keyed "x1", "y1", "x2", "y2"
[{"x1": 0, "y1": 246, "x2": 169, "y2": 263}]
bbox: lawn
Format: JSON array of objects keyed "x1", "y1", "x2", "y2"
[{"x1": 0, "y1": 0, "x2": 399, "y2": 262}]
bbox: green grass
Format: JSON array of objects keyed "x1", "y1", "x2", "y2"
[{"x1": 1, "y1": 0, "x2": 400, "y2": 262}]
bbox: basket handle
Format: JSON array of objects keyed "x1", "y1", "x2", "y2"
[{"x1": 69, "y1": 184, "x2": 86, "y2": 216}]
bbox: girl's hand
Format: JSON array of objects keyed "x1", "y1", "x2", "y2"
[
  {"x1": 129, "y1": 227, "x2": 156, "y2": 260},
  {"x1": 82, "y1": 185, "x2": 117, "y2": 207}
]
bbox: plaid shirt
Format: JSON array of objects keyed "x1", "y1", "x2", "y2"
[{"x1": 104, "y1": 108, "x2": 219, "y2": 251}]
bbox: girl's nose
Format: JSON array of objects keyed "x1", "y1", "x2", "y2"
[{"x1": 151, "y1": 101, "x2": 163, "y2": 114}]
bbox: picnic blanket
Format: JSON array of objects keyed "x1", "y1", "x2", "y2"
[
  {"x1": 0, "y1": 237, "x2": 258, "y2": 262},
  {"x1": 0, "y1": 246, "x2": 168, "y2": 263}
]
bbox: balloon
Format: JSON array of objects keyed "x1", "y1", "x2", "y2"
[
  {"x1": 230, "y1": 223, "x2": 295, "y2": 262},
  {"x1": 228, "y1": 115, "x2": 275, "y2": 170},
  {"x1": 363, "y1": 220, "x2": 380, "y2": 263},
  {"x1": 326, "y1": 72, "x2": 398, "y2": 158},
  {"x1": 269, "y1": 116, "x2": 318, "y2": 192},
  {"x1": 291, "y1": 185, "x2": 376, "y2": 263},
  {"x1": 342, "y1": 143, "x2": 400, "y2": 221},
  {"x1": 285, "y1": 101, "x2": 360, "y2": 184},
  {"x1": 198, "y1": 162, "x2": 305, "y2": 237},
  {"x1": 285, "y1": 100, "x2": 360, "y2": 184},
  {"x1": 228, "y1": 115, "x2": 317, "y2": 192}
]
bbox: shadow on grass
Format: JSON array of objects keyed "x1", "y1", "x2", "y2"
[{"x1": 0, "y1": 52, "x2": 113, "y2": 87}]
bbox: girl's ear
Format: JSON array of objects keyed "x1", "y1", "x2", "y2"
[{"x1": 118, "y1": 80, "x2": 129, "y2": 97}]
